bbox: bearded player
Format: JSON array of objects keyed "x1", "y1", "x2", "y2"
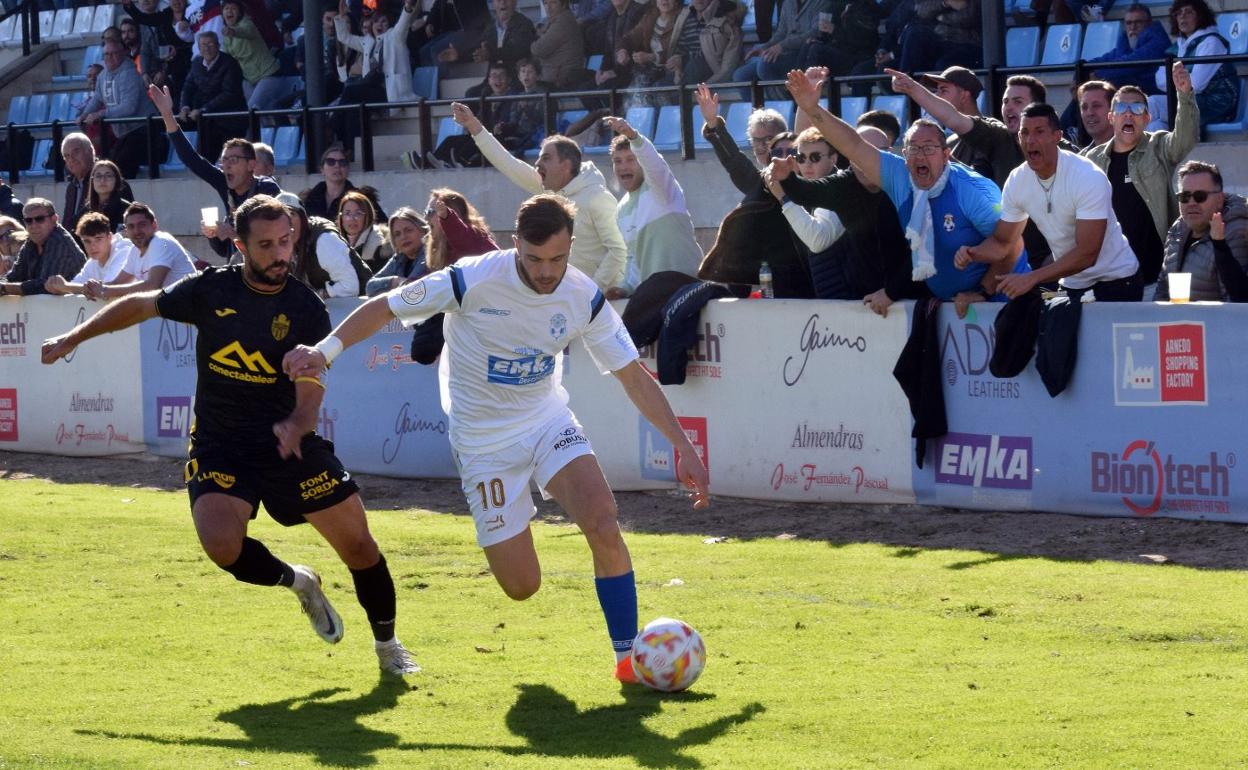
[
  {"x1": 41, "y1": 195, "x2": 420, "y2": 676},
  {"x1": 283, "y1": 194, "x2": 710, "y2": 683}
]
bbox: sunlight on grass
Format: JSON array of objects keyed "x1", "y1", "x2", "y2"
[{"x1": 2, "y1": 477, "x2": 1248, "y2": 768}]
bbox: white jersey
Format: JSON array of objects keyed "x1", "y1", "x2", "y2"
[{"x1": 387, "y1": 250, "x2": 638, "y2": 453}]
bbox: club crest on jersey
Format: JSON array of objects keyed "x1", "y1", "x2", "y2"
[
  {"x1": 943, "y1": 213, "x2": 955, "y2": 233},
  {"x1": 271, "y1": 313, "x2": 290, "y2": 341},
  {"x1": 549, "y1": 313, "x2": 567, "y2": 340},
  {"x1": 401, "y1": 282, "x2": 427, "y2": 306}
]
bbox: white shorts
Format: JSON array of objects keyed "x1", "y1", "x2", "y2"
[{"x1": 453, "y1": 410, "x2": 595, "y2": 547}]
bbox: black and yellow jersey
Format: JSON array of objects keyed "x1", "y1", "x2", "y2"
[{"x1": 155, "y1": 265, "x2": 330, "y2": 447}]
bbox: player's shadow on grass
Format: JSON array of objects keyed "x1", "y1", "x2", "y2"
[
  {"x1": 75, "y1": 676, "x2": 410, "y2": 767},
  {"x1": 406, "y1": 683, "x2": 765, "y2": 768}
]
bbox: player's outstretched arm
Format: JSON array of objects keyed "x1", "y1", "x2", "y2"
[
  {"x1": 613, "y1": 361, "x2": 710, "y2": 509},
  {"x1": 282, "y1": 292, "x2": 398, "y2": 378},
  {"x1": 41, "y1": 290, "x2": 161, "y2": 364}
]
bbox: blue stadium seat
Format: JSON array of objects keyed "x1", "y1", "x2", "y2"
[
  {"x1": 652, "y1": 104, "x2": 682, "y2": 151},
  {"x1": 435, "y1": 115, "x2": 463, "y2": 146},
  {"x1": 50, "y1": 8, "x2": 73, "y2": 39},
  {"x1": 557, "y1": 109, "x2": 587, "y2": 135},
  {"x1": 692, "y1": 108, "x2": 711, "y2": 149},
  {"x1": 26, "y1": 139, "x2": 51, "y2": 178},
  {"x1": 412, "y1": 66, "x2": 438, "y2": 100},
  {"x1": 38, "y1": 10, "x2": 53, "y2": 39},
  {"x1": 0, "y1": 15, "x2": 16, "y2": 45},
  {"x1": 624, "y1": 105, "x2": 655, "y2": 140},
  {"x1": 49, "y1": 93, "x2": 70, "y2": 123},
  {"x1": 272, "y1": 126, "x2": 301, "y2": 165},
  {"x1": 260, "y1": 126, "x2": 276, "y2": 146},
  {"x1": 586, "y1": 54, "x2": 603, "y2": 72},
  {"x1": 25, "y1": 94, "x2": 49, "y2": 124},
  {"x1": 871, "y1": 94, "x2": 908, "y2": 130},
  {"x1": 164, "y1": 130, "x2": 196, "y2": 170},
  {"x1": 71, "y1": 5, "x2": 94, "y2": 36},
  {"x1": 91, "y1": 3, "x2": 115, "y2": 33},
  {"x1": 5, "y1": 94, "x2": 28, "y2": 125},
  {"x1": 1218, "y1": 13, "x2": 1248, "y2": 55},
  {"x1": 1205, "y1": 80, "x2": 1248, "y2": 134},
  {"x1": 1041, "y1": 24, "x2": 1082, "y2": 65},
  {"x1": 764, "y1": 99, "x2": 794, "y2": 127},
  {"x1": 83, "y1": 45, "x2": 103, "y2": 71},
  {"x1": 1006, "y1": 26, "x2": 1040, "y2": 67},
  {"x1": 724, "y1": 101, "x2": 751, "y2": 146},
  {"x1": 1081, "y1": 21, "x2": 1120, "y2": 61},
  {"x1": 839, "y1": 96, "x2": 867, "y2": 126}
]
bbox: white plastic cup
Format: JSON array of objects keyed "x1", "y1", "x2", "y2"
[
  {"x1": 201, "y1": 207, "x2": 219, "y2": 226},
  {"x1": 1169, "y1": 272, "x2": 1191, "y2": 303}
]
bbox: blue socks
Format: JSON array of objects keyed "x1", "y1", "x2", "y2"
[{"x1": 594, "y1": 571, "x2": 638, "y2": 662}]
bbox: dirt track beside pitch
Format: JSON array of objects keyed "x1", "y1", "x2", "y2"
[{"x1": 4, "y1": 449, "x2": 1248, "y2": 570}]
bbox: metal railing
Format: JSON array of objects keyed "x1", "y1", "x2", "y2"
[{"x1": 7, "y1": 49, "x2": 1248, "y2": 186}]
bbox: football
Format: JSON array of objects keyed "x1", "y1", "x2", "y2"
[{"x1": 630, "y1": 617, "x2": 706, "y2": 692}]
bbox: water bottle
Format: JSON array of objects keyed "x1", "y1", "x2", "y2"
[{"x1": 759, "y1": 261, "x2": 774, "y2": 299}]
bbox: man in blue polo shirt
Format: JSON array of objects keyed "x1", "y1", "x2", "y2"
[{"x1": 784, "y1": 70, "x2": 1028, "y2": 315}]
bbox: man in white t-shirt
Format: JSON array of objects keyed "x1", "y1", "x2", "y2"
[
  {"x1": 282, "y1": 194, "x2": 710, "y2": 685},
  {"x1": 956, "y1": 103, "x2": 1141, "y2": 301},
  {"x1": 44, "y1": 212, "x2": 134, "y2": 296},
  {"x1": 86, "y1": 202, "x2": 198, "y2": 300}
]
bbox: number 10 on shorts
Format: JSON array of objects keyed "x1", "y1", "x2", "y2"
[{"x1": 476, "y1": 478, "x2": 506, "y2": 509}]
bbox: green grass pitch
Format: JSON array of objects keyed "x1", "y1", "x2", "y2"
[{"x1": 3, "y1": 476, "x2": 1248, "y2": 769}]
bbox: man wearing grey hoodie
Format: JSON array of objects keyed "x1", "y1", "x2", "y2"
[
  {"x1": 452, "y1": 102, "x2": 628, "y2": 290},
  {"x1": 78, "y1": 41, "x2": 163, "y2": 179}
]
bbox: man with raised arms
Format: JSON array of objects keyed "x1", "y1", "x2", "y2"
[{"x1": 283, "y1": 194, "x2": 711, "y2": 684}]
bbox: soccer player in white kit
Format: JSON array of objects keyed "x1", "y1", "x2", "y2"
[{"x1": 283, "y1": 194, "x2": 711, "y2": 683}]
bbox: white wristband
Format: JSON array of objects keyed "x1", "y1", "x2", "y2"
[{"x1": 313, "y1": 335, "x2": 344, "y2": 365}]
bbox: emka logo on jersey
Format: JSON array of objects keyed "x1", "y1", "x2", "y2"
[
  {"x1": 637, "y1": 322, "x2": 723, "y2": 380},
  {"x1": 1091, "y1": 440, "x2": 1233, "y2": 516},
  {"x1": 0, "y1": 388, "x2": 17, "y2": 441},
  {"x1": 940, "y1": 318, "x2": 1021, "y2": 399},
  {"x1": 487, "y1": 352, "x2": 556, "y2": 386},
  {"x1": 639, "y1": 416, "x2": 709, "y2": 481},
  {"x1": 156, "y1": 396, "x2": 192, "y2": 438},
  {"x1": 1113, "y1": 323, "x2": 1206, "y2": 406},
  {"x1": 934, "y1": 432, "x2": 1033, "y2": 490},
  {"x1": 0, "y1": 312, "x2": 27, "y2": 357},
  {"x1": 156, "y1": 319, "x2": 196, "y2": 368}
]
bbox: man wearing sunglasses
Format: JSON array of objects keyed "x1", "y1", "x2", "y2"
[
  {"x1": 1156, "y1": 160, "x2": 1248, "y2": 302},
  {"x1": 0, "y1": 199, "x2": 85, "y2": 297},
  {"x1": 1084, "y1": 63, "x2": 1196, "y2": 294}
]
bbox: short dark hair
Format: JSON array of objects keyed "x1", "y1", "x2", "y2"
[
  {"x1": 515, "y1": 194, "x2": 575, "y2": 244},
  {"x1": 75, "y1": 211, "x2": 113, "y2": 238},
  {"x1": 1077, "y1": 80, "x2": 1116, "y2": 102},
  {"x1": 904, "y1": 118, "x2": 946, "y2": 144},
  {"x1": 1021, "y1": 102, "x2": 1061, "y2": 131},
  {"x1": 1124, "y1": 2, "x2": 1151, "y2": 15},
  {"x1": 1169, "y1": 0, "x2": 1216, "y2": 35},
  {"x1": 609, "y1": 133, "x2": 633, "y2": 154},
  {"x1": 856, "y1": 109, "x2": 901, "y2": 145},
  {"x1": 123, "y1": 201, "x2": 156, "y2": 222},
  {"x1": 1177, "y1": 160, "x2": 1223, "y2": 189},
  {"x1": 222, "y1": 137, "x2": 256, "y2": 160},
  {"x1": 540, "y1": 135, "x2": 582, "y2": 175},
  {"x1": 235, "y1": 195, "x2": 291, "y2": 243},
  {"x1": 1006, "y1": 75, "x2": 1047, "y2": 104}
]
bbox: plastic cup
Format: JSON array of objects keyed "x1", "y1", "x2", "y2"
[
  {"x1": 201, "y1": 207, "x2": 219, "y2": 226},
  {"x1": 1168, "y1": 272, "x2": 1191, "y2": 303}
]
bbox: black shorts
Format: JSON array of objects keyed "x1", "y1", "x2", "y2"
[{"x1": 184, "y1": 435, "x2": 360, "y2": 526}]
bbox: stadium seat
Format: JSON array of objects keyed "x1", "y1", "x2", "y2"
[
  {"x1": 585, "y1": 54, "x2": 603, "y2": 72},
  {"x1": 412, "y1": 66, "x2": 438, "y2": 100},
  {"x1": 1205, "y1": 79, "x2": 1248, "y2": 134},
  {"x1": 25, "y1": 93, "x2": 49, "y2": 124},
  {"x1": 839, "y1": 96, "x2": 867, "y2": 126},
  {"x1": 1005, "y1": 26, "x2": 1040, "y2": 67},
  {"x1": 164, "y1": 130, "x2": 196, "y2": 171},
  {"x1": 71, "y1": 5, "x2": 93, "y2": 37},
  {"x1": 652, "y1": 104, "x2": 681, "y2": 151},
  {"x1": 624, "y1": 105, "x2": 655, "y2": 141},
  {"x1": 1218, "y1": 13, "x2": 1248, "y2": 55},
  {"x1": 764, "y1": 99, "x2": 793, "y2": 127},
  {"x1": 50, "y1": 8, "x2": 73, "y2": 39},
  {"x1": 272, "y1": 125, "x2": 301, "y2": 165},
  {"x1": 557, "y1": 109, "x2": 587, "y2": 135},
  {"x1": 692, "y1": 107, "x2": 710, "y2": 149},
  {"x1": 0, "y1": 15, "x2": 16, "y2": 45},
  {"x1": 260, "y1": 126, "x2": 276, "y2": 146},
  {"x1": 435, "y1": 115, "x2": 463, "y2": 146},
  {"x1": 38, "y1": 10, "x2": 53, "y2": 39},
  {"x1": 724, "y1": 101, "x2": 751, "y2": 146},
  {"x1": 871, "y1": 94, "x2": 908, "y2": 129},
  {"x1": 91, "y1": 3, "x2": 116, "y2": 33},
  {"x1": 83, "y1": 45, "x2": 103, "y2": 72},
  {"x1": 1081, "y1": 21, "x2": 1120, "y2": 61},
  {"x1": 25, "y1": 139, "x2": 51, "y2": 178},
  {"x1": 49, "y1": 92, "x2": 70, "y2": 123},
  {"x1": 5, "y1": 94, "x2": 28, "y2": 125},
  {"x1": 1041, "y1": 24, "x2": 1082, "y2": 65}
]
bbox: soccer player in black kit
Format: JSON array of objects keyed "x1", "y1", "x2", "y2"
[{"x1": 41, "y1": 195, "x2": 420, "y2": 676}]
